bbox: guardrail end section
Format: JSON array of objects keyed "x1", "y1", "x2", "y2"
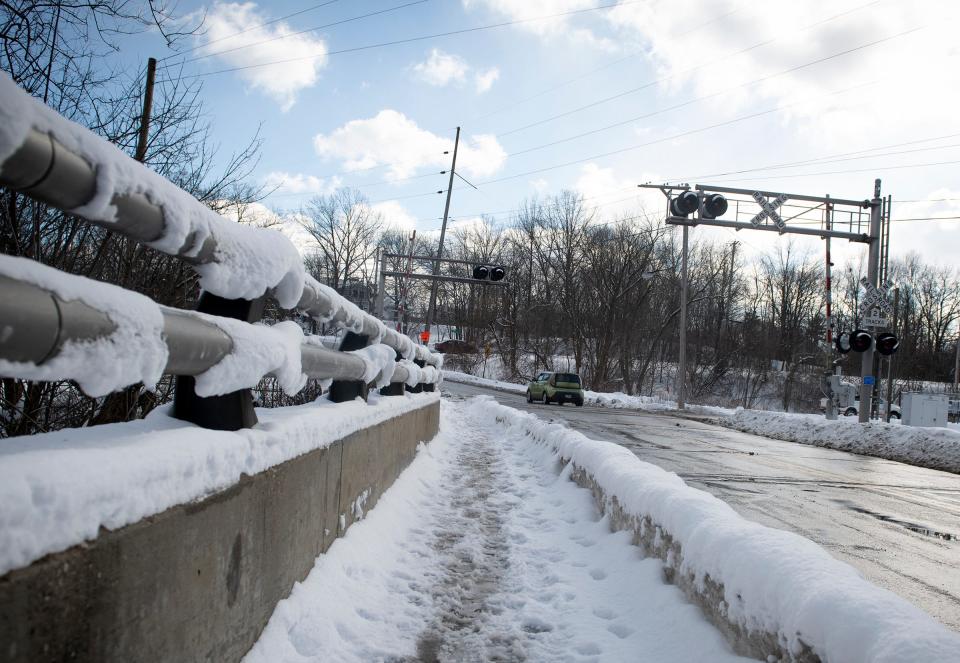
[
  {"x1": 329, "y1": 331, "x2": 369, "y2": 403},
  {"x1": 172, "y1": 293, "x2": 266, "y2": 431}
]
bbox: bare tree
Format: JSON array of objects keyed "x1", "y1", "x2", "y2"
[{"x1": 301, "y1": 189, "x2": 383, "y2": 296}]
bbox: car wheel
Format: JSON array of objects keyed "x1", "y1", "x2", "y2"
[
  {"x1": 844, "y1": 408, "x2": 857, "y2": 417},
  {"x1": 889, "y1": 412, "x2": 901, "y2": 420},
  {"x1": 526, "y1": 391, "x2": 532, "y2": 403},
  {"x1": 557, "y1": 400, "x2": 564, "y2": 406},
  {"x1": 575, "y1": 399, "x2": 583, "y2": 407}
]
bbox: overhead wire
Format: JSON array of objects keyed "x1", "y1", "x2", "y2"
[
  {"x1": 491, "y1": 0, "x2": 886, "y2": 138},
  {"x1": 162, "y1": 0, "x2": 649, "y2": 82},
  {"x1": 505, "y1": 26, "x2": 922, "y2": 158},
  {"x1": 160, "y1": 0, "x2": 346, "y2": 60},
  {"x1": 166, "y1": 0, "x2": 431, "y2": 69}
]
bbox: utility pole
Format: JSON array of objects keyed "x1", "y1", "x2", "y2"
[
  {"x1": 424, "y1": 126, "x2": 460, "y2": 342},
  {"x1": 376, "y1": 250, "x2": 387, "y2": 319},
  {"x1": 954, "y1": 333, "x2": 960, "y2": 393},
  {"x1": 135, "y1": 57, "x2": 157, "y2": 163},
  {"x1": 884, "y1": 287, "x2": 900, "y2": 422},
  {"x1": 678, "y1": 225, "x2": 689, "y2": 410},
  {"x1": 858, "y1": 179, "x2": 883, "y2": 423}
]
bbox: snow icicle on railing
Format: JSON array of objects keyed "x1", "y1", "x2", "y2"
[{"x1": 0, "y1": 72, "x2": 441, "y2": 430}]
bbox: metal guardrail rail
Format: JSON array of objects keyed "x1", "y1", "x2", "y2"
[{"x1": 0, "y1": 73, "x2": 440, "y2": 431}]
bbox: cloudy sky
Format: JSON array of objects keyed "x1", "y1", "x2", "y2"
[{"x1": 139, "y1": 0, "x2": 960, "y2": 265}]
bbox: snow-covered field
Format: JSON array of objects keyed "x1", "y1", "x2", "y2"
[
  {"x1": 0, "y1": 392, "x2": 438, "y2": 576},
  {"x1": 442, "y1": 370, "x2": 960, "y2": 474},
  {"x1": 247, "y1": 397, "x2": 960, "y2": 662}
]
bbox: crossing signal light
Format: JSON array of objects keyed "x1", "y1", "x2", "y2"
[
  {"x1": 849, "y1": 329, "x2": 873, "y2": 353},
  {"x1": 700, "y1": 193, "x2": 728, "y2": 220},
  {"x1": 670, "y1": 191, "x2": 699, "y2": 217},
  {"x1": 472, "y1": 264, "x2": 505, "y2": 281},
  {"x1": 876, "y1": 332, "x2": 899, "y2": 356},
  {"x1": 835, "y1": 331, "x2": 852, "y2": 354},
  {"x1": 669, "y1": 191, "x2": 728, "y2": 219}
]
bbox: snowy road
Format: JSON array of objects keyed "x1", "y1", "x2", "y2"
[
  {"x1": 246, "y1": 400, "x2": 755, "y2": 662},
  {"x1": 443, "y1": 380, "x2": 960, "y2": 633}
]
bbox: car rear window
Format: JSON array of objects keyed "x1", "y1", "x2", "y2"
[{"x1": 555, "y1": 373, "x2": 581, "y2": 384}]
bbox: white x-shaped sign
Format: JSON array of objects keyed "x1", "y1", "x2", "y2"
[
  {"x1": 859, "y1": 277, "x2": 893, "y2": 315},
  {"x1": 751, "y1": 191, "x2": 789, "y2": 229}
]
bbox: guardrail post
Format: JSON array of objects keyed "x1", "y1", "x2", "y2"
[
  {"x1": 379, "y1": 349, "x2": 405, "y2": 396},
  {"x1": 172, "y1": 293, "x2": 265, "y2": 430},
  {"x1": 329, "y1": 331, "x2": 370, "y2": 403},
  {"x1": 407, "y1": 358, "x2": 426, "y2": 394}
]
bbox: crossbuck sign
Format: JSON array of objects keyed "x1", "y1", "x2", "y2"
[
  {"x1": 859, "y1": 277, "x2": 893, "y2": 328},
  {"x1": 751, "y1": 191, "x2": 790, "y2": 229}
]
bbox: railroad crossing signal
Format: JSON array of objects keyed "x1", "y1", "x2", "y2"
[{"x1": 750, "y1": 191, "x2": 790, "y2": 229}]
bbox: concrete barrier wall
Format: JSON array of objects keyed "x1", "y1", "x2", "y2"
[{"x1": 0, "y1": 399, "x2": 439, "y2": 663}]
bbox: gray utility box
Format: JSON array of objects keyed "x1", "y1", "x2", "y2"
[{"x1": 901, "y1": 392, "x2": 950, "y2": 427}]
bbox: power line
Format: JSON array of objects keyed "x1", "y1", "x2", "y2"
[
  {"x1": 698, "y1": 159, "x2": 960, "y2": 184},
  {"x1": 664, "y1": 133, "x2": 960, "y2": 181},
  {"x1": 164, "y1": 0, "x2": 647, "y2": 81},
  {"x1": 467, "y1": 3, "x2": 743, "y2": 126},
  {"x1": 493, "y1": 0, "x2": 886, "y2": 138},
  {"x1": 166, "y1": 0, "x2": 430, "y2": 69},
  {"x1": 477, "y1": 81, "x2": 875, "y2": 187},
  {"x1": 507, "y1": 26, "x2": 922, "y2": 157},
  {"x1": 160, "y1": 0, "x2": 345, "y2": 61}
]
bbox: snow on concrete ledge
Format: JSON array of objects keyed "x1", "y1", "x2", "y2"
[
  {"x1": 726, "y1": 409, "x2": 960, "y2": 475},
  {"x1": 468, "y1": 397, "x2": 960, "y2": 663},
  {"x1": 0, "y1": 392, "x2": 439, "y2": 577}
]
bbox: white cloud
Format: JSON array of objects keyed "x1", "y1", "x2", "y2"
[
  {"x1": 462, "y1": 0, "x2": 616, "y2": 49},
  {"x1": 413, "y1": 49, "x2": 469, "y2": 86},
  {"x1": 411, "y1": 49, "x2": 499, "y2": 94},
  {"x1": 474, "y1": 67, "x2": 500, "y2": 93},
  {"x1": 199, "y1": 2, "x2": 328, "y2": 110},
  {"x1": 575, "y1": 163, "x2": 665, "y2": 217},
  {"x1": 371, "y1": 200, "x2": 418, "y2": 231},
  {"x1": 603, "y1": 0, "x2": 960, "y2": 144},
  {"x1": 530, "y1": 178, "x2": 549, "y2": 195},
  {"x1": 263, "y1": 171, "x2": 341, "y2": 195},
  {"x1": 313, "y1": 110, "x2": 507, "y2": 179},
  {"x1": 886, "y1": 188, "x2": 960, "y2": 262}
]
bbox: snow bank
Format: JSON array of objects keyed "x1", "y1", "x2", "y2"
[
  {"x1": 443, "y1": 370, "x2": 525, "y2": 393},
  {"x1": 0, "y1": 72, "x2": 305, "y2": 306},
  {"x1": 0, "y1": 392, "x2": 439, "y2": 576},
  {"x1": 727, "y1": 409, "x2": 960, "y2": 475},
  {"x1": 468, "y1": 397, "x2": 960, "y2": 663},
  {"x1": 0, "y1": 255, "x2": 167, "y2": 396}
]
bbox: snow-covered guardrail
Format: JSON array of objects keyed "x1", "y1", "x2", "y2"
[{"x1": 0, "y1": 72, "x2": 440, "y2": 430}]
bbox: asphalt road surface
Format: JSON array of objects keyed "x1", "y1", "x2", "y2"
[{"x1": 442, "y1": 380, "x2": 960, "y2": 632}]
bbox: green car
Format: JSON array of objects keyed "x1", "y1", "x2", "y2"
[{"x1": 526, "y1": 371, "x2": 584, "y2": 407}]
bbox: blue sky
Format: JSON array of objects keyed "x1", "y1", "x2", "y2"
[{"x1": 125, "y1": 0, "x2": 960, "y2": 264}]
